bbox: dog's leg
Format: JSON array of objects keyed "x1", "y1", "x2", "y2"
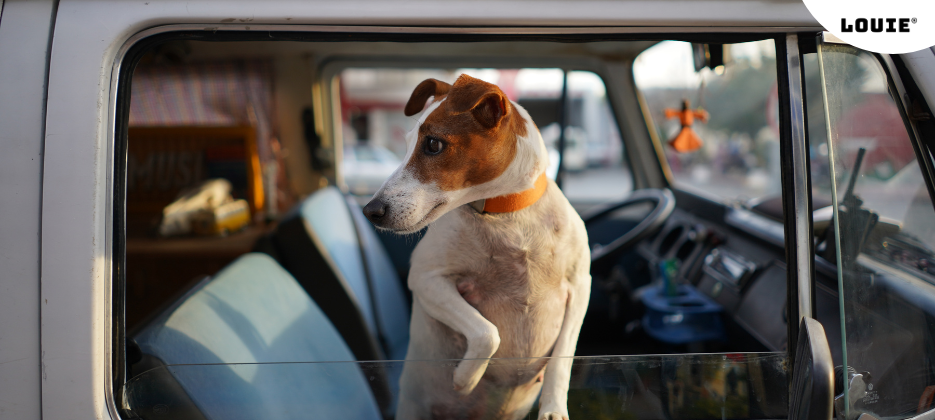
[
  {"x1": 411, "y1": 268, "x2": 501, "y2": 395},
  {"x1": 538, "y1": 252, "x2": 591, "y2": 420}
]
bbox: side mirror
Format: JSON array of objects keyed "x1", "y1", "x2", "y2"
[{"x1": 790, "y1": 318, "x2": 834, "y2": 420}]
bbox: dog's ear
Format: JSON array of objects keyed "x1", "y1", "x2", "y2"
[
  {"x1": 448, "y1": 74, "x2": 509, "y2": 129},
  {"x1": 404, "y1": 79, "x2": 452, "y2": 117}
]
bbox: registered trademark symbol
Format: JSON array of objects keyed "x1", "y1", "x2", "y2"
[{"x1": 912, "y1": 17, "x2": 918, "y2": 24}]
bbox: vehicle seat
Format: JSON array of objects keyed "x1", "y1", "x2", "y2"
[
  {"x1": 254, "y1": 188, "x2": 384, "y2": 362},
  {"x1": 345, "y1": 195, "x2": 411, "y2": 362},
  {"x1": 129, "y1": 253, "x2": 382, "y2": 420},
  {"x1": 254, "y1": 187, "x2": 410, "y2": 409}
]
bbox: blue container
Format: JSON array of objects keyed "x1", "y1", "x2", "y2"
[{"x1": 641, "y1": 284, "x2": 725, "y2": 344}]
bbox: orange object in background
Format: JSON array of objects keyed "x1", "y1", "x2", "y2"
[{"x1": 664, "y1": 99, "x2": 709, "y2": 153}]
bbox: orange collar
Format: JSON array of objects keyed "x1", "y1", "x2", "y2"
[{"x1": 469, "y1": 173, "x2": 549, "y2": 213}]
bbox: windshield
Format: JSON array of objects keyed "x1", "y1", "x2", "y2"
[
  {"x1": 633, "y1": 40, "x2": 780, "y2": 205},
  {"x1": 125, "y1": 353, "x2": 788, "y2": 420}
]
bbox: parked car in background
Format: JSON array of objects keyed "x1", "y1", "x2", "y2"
[{"x1": 343, "y1": 144, "x2": 402, "y2": 196}]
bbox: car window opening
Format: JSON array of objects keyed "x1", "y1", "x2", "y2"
[{"x1": 120, "y1": 33, "x2": 935, "y2": 420}]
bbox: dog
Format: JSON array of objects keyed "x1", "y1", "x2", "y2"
[{"x1": 363, "y1": 74, "x2": 591, "y2": 420}]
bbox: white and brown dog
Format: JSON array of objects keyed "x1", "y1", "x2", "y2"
[{"x1": 363, "y1": 74, "x2": 591, "y2": 420}]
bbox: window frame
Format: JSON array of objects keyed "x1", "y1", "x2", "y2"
[
  {"x1": 777, "y1": 33, "x2": 817, "y2": 355},
  {"x1": 108, "y1": 26, "x2": 823, "y2": 420}
]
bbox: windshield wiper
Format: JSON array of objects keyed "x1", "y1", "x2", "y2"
[{"x1": 819, "y1": 148, "x2": 880, "y2": 265}]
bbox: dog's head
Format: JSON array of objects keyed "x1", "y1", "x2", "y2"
[{"x1": 363, "y1": 74, "x2": 548, "y2": 233}]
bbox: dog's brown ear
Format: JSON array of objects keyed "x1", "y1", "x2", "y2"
[
  {"x1": 404, "y1": 79, "x2": 452, "y2": 117},
  {"x1": 447, "y1": 74, "x2": 509, "y2": 129}
]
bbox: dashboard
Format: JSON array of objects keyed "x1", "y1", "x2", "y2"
[
  {"x1": 628, "y1": 190, "x2": 792, "y2": 353},
  {"x1": 618, "y1": 189, "x2": 935, "y2": 418}
]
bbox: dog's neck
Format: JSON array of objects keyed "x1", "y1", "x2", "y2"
[{"x1": 468, "y1": 172, "x2": 548, "y2": 213}]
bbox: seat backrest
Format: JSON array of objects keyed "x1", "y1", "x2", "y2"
[
  {"x1": 300, "y1": 188, "x2": 378, "y2": 333},
  {"x1": 255, "y1": 187, "x2": 404, "y2": 414},
  {"x1": 132, "y1": 253, "x2": 382, "y2": 420},
  {"x1": 255, "y1": 188, "x2": 385, "y2": 363},
  {"x1": 260, "y1": 186, "x2": 411, "y2": 363},
  {"x1": 345, "y1": 196, "x2": 412, "y2": 410},
  {"x1": 345, "y1": 196, "x2": 411, "y2": 361}
]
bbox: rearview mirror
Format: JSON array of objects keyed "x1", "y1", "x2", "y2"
[{"x1": 692, "y1": 43, "x2": 731, "y2": 71}]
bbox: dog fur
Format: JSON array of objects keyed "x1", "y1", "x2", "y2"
[{"x1": 364, "y1": 74, "x2": 591, "y2": 420}]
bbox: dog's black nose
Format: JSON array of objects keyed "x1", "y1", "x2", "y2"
[{"x1": 363, "y1": 199, "x2": 387, "y2": 222}]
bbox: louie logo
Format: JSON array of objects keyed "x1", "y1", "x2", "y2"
[
  {"x1": 841, "y1": 18, "x2": 916, "y2": 33},
  {"x1": 803, "y1": 0, "x2": 934, "y2": 54}
]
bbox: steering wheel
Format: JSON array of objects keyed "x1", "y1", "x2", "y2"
[{"x1": 583, "y1": 188, "x2": 675, "y2": 274}]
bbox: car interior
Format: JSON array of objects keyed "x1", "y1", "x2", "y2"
[{"x1": 114, "y1": 32, "x2": 935, "y2": 420}]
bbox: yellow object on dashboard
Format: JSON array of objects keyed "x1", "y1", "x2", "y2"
[{"x1": 192, "y1": 199, "x2": 251, "y2": 236}]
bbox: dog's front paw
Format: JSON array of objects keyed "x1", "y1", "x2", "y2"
[
  {"x1": 452, "y1": 323, "x2": 500, "y2": 395},
  {"x1": 538, "y1": 411, "x2": 569, "y2": 420},
  {"x1": 452, "y1": 358, "x2": 489, "y2": 395},
  {"x1": 538, "y1": 403, "x2": 569, "y2": 420}
]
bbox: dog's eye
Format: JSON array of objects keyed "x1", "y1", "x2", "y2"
[{"x1": 424, "y1": 136, "x2": 444, "y2": 155}]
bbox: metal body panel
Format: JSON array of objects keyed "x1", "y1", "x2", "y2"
[
  {"x1": 0, "y1": 1, "x2": 56, "y2": 419},
  {"x1": 62, "y1": 0, "x2": 818, "y2": 29}
]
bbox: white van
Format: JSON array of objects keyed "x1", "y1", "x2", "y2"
[{"x1": 2, "y1": 2, "x2": 935, "y2": 419}]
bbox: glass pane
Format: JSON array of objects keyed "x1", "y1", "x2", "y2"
[
  {"x1": 124, "y1": 353, "x2": 788, "y2": 420},
  {"x1": 817, "y1": 43, "x2": 935, "y2": 419},
  {"x1": 633, "y1": 40, "x2": 780, "y2": 207}
]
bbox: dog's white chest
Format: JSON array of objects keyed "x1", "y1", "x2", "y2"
[{"x1": 415, "y1": 202, "x2": 572, "y2": 360}]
